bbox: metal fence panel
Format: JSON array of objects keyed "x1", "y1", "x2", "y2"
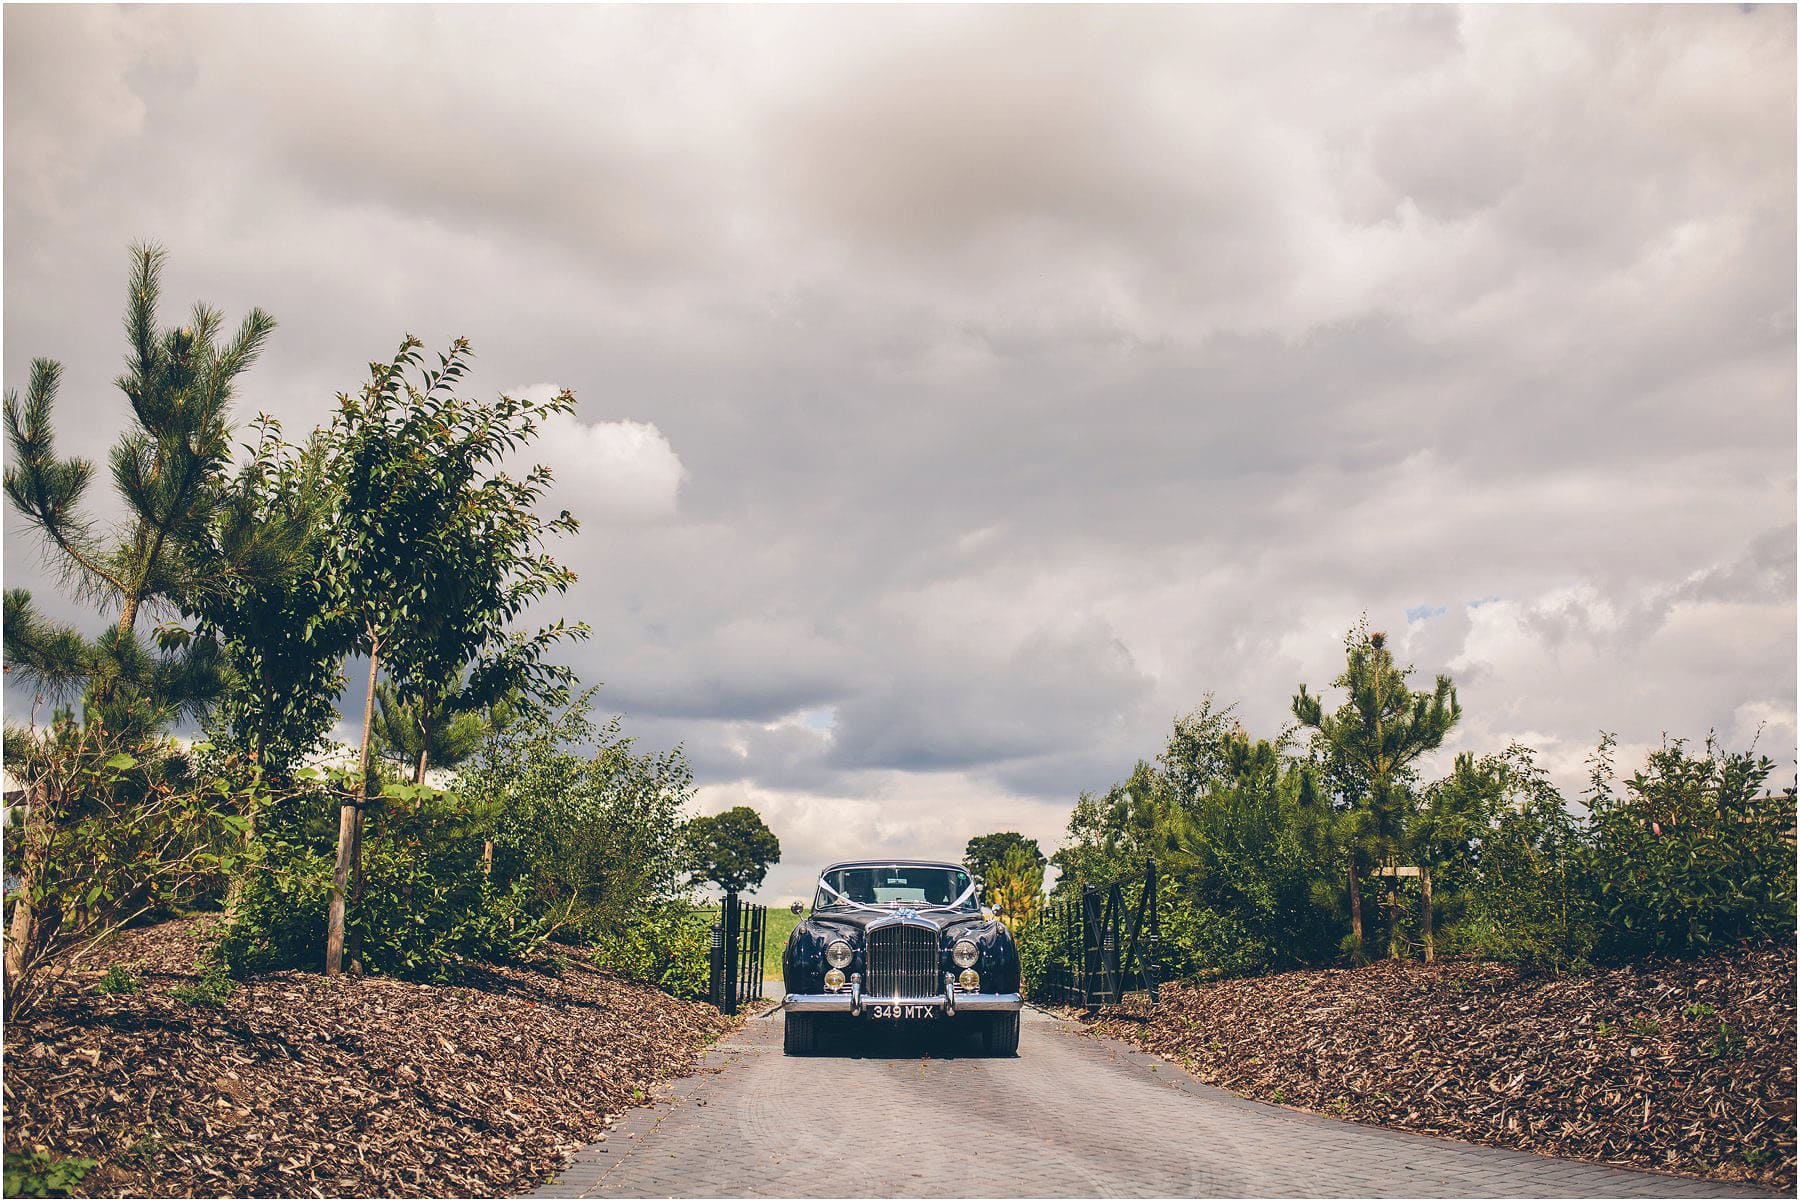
[
  {"x1": 1024, "y1": 859, "x2": 1159, "y2": 1010},
  {"x1": 706, "y1": 891, "x2": 767, "y2": 1015}
]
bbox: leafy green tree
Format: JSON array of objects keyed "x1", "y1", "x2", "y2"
[
  {"x1": 683, "y1": 805, "x2": 782, "y2": 894},
  {"x1": 189, "y1": 418, "x2": 351, "y2": 773},
  {"x1": 963, "y1": 831, "x2": 1045, "y2": 883},
  {"x1": 1159, "y1": 696, "x2": 1244, "y2": 802},
  {"x1": 1292, "y1": 622, "x2": 1460, "y2": 961},
  {"x1": 319, "y1": 336, "x2": 585, "y2": 975},
  {"x1": 1049, "y1": 759, "x2": 1167, "y2": 897}
]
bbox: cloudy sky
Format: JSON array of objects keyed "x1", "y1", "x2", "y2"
[{"x1": 5, "y1": 5, "x2": 1794, "y2": 904}]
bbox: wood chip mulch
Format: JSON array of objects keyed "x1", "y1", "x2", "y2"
[
  {"x1": 1085, "y1": 942, "x2": 1795, "y2": 1192},
  {"x1": 2, "y1": 918, "x2": 737, "y2": 1197}
]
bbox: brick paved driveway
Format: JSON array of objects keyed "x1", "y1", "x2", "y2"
[{"x1": 536, "y1": 1006, "x2": 1772, "y2": 1198}]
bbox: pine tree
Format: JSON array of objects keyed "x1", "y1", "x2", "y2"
[
  {"x1": 986, "y1": 842, "x2": 1046, "y2": 929},
  {"x1": 1293, "y1": 621, "x2": 1460, "y2": 961},
  {"x1": 5, "y1": 244, "x2": 275, "y2": 637},
  {"x1": 370, "y1": 677, "x2": 513, "y2": 784},
  {"x1": 3, "y1": 246, "x2": 276, "y2": 996}
]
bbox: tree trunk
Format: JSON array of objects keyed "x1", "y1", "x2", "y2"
[
  {"x1": 1347, "y1": 854, "x2": 1363, "y2": 960},
  {"x1": 325, "y1": 802, "x2": 355, "y2": 976},
  {"x1": 116, "y1": 593, "x2": 141, "y2": 636},
  {"x1": 327, "y1": 640, "x2": 380, "y2": 977},
  {"x1": 1421, "y1": 863, "x2": 1435, "y2": 963},
  {"x1": 482, "y1": 838, "x2": 494, "y2": 878},
  {"x1": 1386, "y1": 857, "x2": 1401, "y2": 960},
  {"x1": 222, "y1": 804, "x2": 257, "y2": 920},
  {"x1": 5, "y1": 780, "x2": 45, "y2": 1001},
  {"x1": 411, "y1": 705, "x2": 435, "y2": 788},
  {"x1": 347, "y1": 651, "x2": 379, "y2": 969}
]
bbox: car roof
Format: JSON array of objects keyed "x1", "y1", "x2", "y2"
[{"x1": 819, "y1": 859, "x2": 968, "y2": 873}]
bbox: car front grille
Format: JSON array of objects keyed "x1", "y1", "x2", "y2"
[{"x1": 866, "y1": 924, "x2": 940, "y2": 998}]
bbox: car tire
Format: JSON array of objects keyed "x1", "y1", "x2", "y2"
[
  {"x1": 982, "y1": 1012, "x2": 1020, "y2": 1057},
  {"x1": 784, "y1": 1012, "x2": 817, "y2": 1056}
]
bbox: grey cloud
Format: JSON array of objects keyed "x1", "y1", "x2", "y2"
[
  {"x1": 1672, "y1": 524, "x2": 1798, "y2": 608},
  {"x1": 826, "y1": 619, "x2": 1153, "y2": 775},
  {"x1": 5, "y1": 5, "x2": 1793, "y2": 868}
]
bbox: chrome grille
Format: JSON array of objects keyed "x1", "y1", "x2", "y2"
[{"x1": 866, "y1": 923, "x2": 940, "y2": 998}]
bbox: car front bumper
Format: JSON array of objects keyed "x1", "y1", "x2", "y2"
[{"x1": 783, "y1": 975, "x2": 1022, "y2": 1016}]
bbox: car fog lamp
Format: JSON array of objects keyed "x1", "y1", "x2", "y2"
[
  {"x1": 952, "y1": 939, "x2": 979, "y2": 968},
  {"x1": 825, "y1": 940, "x2": 853, "y2": 969},
  {"x1": 824, "y1": 968, "x2": 846, "y2": 991},
  {"x1": 958, "y1": 969, "x2": 980, "y2": 991}
]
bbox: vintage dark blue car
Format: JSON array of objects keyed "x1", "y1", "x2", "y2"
[{"x1": 781, "y1": 859, "x2": 1022, "y2": 1056}]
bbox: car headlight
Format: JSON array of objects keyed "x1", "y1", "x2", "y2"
[
  {"x1": 958, "y1": 969, "x2": 980, "y2": 991},
  {"x1": 825, "y1": 969, "x2": 846, "y2": 991},
  {"x1": 826, "y1": 940, "x2": 853, "y2": 969},
  {"x1": 952, "y1": 939, "x2": 979, "y2": 968}
]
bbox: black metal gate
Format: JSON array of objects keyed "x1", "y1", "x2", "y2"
[
  {"x1": 707, "y1": 891, "x2": 766, "y2": 1015},
  {"x1": 1027, "y1": 859, "x2": 1160, "y2": 1010}
]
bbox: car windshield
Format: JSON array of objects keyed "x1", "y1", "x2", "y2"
[{"x1": 814, "y1": 865, "x2": 976, "y2": 912}]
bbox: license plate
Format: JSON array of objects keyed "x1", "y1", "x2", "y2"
[{"x1": 869, "y1": 1003, "x2": 940, "y2": 1019}]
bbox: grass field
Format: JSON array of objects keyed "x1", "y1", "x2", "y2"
[{"x1": 758, "y1": 905, "x2": 803, "y2": 981}]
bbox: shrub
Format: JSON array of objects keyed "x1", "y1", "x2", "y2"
[
  {"x1": 1587, "y1": 738, "x2": 1794, "y2": 961},
  {"x1": 459, "y1": 700, "x2": 695, "y2": 956},
  {"x1": 350, "y1": 795, "x2": 555, "y2": 980},
  {"x1": 1152, "y1": 720, "x2": 1347, "y2": 977},
  {"x1": 585, "y1": 902, "x2": 714, "y2": 999},
  {"x1": 1, "y1": 724, "x2": 248, "y2": 1016},
  {"x1": 217, "y1": 700, "x2": 705, "y2": 991},
  {"x1": 1160, "y1": 899, "x2": 1275, "y2": 981},
  {"x1": 218, "y1": 784, "x2": 552, "y2": 982},
  {"x1": 1448, "y1": 750, "x2": 1598, "y2": 972},
  {"x1": 1015, "y1": 908, "x2": 1063, "y2": 998},
  {"x1": 214, "y1": 780, "x2": 335, "y2": 975}
]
